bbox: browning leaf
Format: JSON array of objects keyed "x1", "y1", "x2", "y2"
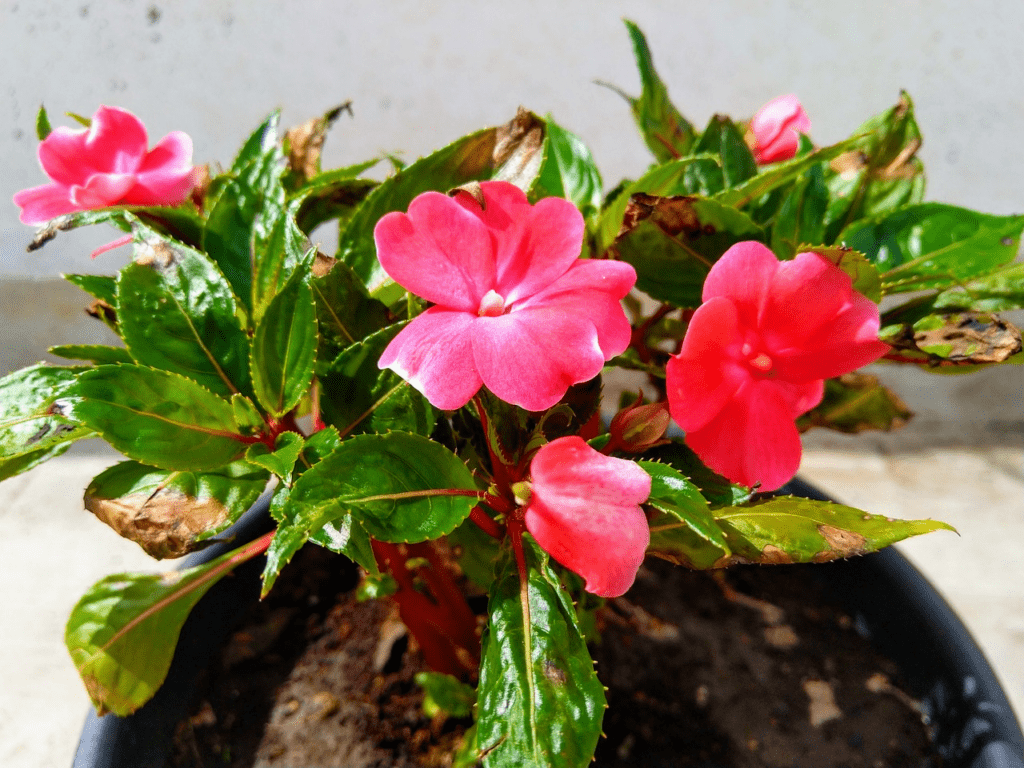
[
  {"x1": 886, "y1": 312, "x2": 1023, "y2": 365},
  {"x1": 618, "y1": 192, "x2": 702, "y2": 240},
  {"x1": 285, "y1": 102, "x2": 352, "y2": 184},
  {"x1": 492, "y1": 107, "x2": 545, "y2": 191}
]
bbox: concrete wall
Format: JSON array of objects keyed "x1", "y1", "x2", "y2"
[{"x1": 2, "y1": 0, "x2": 1022, "y2": 443}]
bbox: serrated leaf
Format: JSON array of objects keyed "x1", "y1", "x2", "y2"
[
  {"x1": 293, "y1": 174, "x2": 378, "y2": 235},
  {"x1": 70, "y1": 365, "x2": 248, "y2": 470},
  {"x1": 616, "y1": 19, "x2": 696, "y2": 161},
  {"x1": 245, "y1": 431, "x2": 304, "y2": 484},
  {"x1": 252, "y1": 207, "x2": 314, "y2": 322},
  {"x1": 48, "y1": 344, "x2": 134, "y2": 365},
  {"x1": 797, "y1": 373, "x2": 912, "y2": 434},
  {"x1": 0, "y1": 364, "x2": 93, "y2": 471},
  {"x1": 934, "y1": 262, "x2": 1024, "y2": 313},
  {"x1": 231, "y1": 110, "x2": 281, "y2": 173},
  {"x1": 231, "y1": 393, "x2": 265, "y2": 436},
  {"x1": 613, "y1": 194, "x2": 763, "y2": 307},
  {"x1": 296, "y1": 425, "x2": 341, "y2": 473},
  {"x1": 338, "y1": 109, "x2": 547, "y2": 301},
  {"x1": 532, "y1": 115, "x2": 603, "y2": 215},
  {"x1": 713, "y1": 496, "x2": 954, "y2": 565},
  {"x1": 416, "y1": 672, "x2": 476, "y2": 718},
  {"x1": 691, "y1": 114, "x2": 758, "y2": 189},
  {"x1": 840, "y1": 203, "x2": 1024, "y2": 294},
  {"x1": 640, "y1": 461, "x2": 728, "y2": 569},
  {"x1": 319, "y1": 322, "x2": 436, "y2": 438},
  {"x1": 117, "y1": 225, "x2": 252, "y2": 397},
  {"x1": 311, "y1": 260, "x2": 390, "y2": 362},
  {"x1": 84, "y1": 460, "x2": 269, "y2": 558},
  {"x1": 250, "y1": 272, "x2": 317, "y2": 417},
  {"x1": 642, "y1": 439, "x2": 753, "y2": 509},
  {"x1": 477, "y1": 535, "x2": 605, "y2": 768},
  {"x1": 36, "y1": 104, "x2": 52, "y2": 140},
  {"x1": 65, "y1": 532, "x2": 270, "y2": 716},
  {"x1": 64, "y1": 273, "x2": 118, "y2": 306}
]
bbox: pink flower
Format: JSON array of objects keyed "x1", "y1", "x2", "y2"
[
  {"x1": 666, "y1": 242, "x2": 889, "y2": 492},
  {"x1": 523, "y1": 436, "x2": 651, "y2": 598},
  {"x1": 749, "y1": 94, "x2": 811, "y2": 165},
  {"x1": 13, "y1": 106, "x2": 196, "y2": 225},
  {"x1": 375, "y1": 181, "x2": 636, "y2": 411}
]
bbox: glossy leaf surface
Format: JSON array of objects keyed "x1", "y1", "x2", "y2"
[{"x1": 641, "y1": 461, "x2": 728, "y2": 569}]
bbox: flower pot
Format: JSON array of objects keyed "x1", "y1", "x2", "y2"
[{"x1": 71, "y1": 482, "x2": 1024, "y2": 768}]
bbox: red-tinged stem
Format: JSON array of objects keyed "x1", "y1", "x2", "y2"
[
  {"x1": 470, "y1": 505, "x2": 504, "y2": 539},
  {"x1": 483, "y1": 492, "x2": 514, "y2": 516},
  {"x1": 631, "y1": 303, "x2": 674, "y2": 364}
]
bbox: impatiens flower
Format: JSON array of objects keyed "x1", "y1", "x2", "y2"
[
  {"x1": 375, "y1": 181, "x2": 636, "y2": 411},
  {"x1": 13, "y1": 105, "x2": 196, "y2": 225},
  {"x1": 523, "y1": 436, "x2": 651, "y2": 598},
  {"x1": 748, "y1": 94, "x2": 811, "y2": 165},
  {"x1": 666, "y1": 242, "x2": 889, "y2": 492}
]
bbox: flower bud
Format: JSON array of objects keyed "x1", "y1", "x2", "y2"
[
  {"x1": 608, "y1": 394, "x2": 671, "y2": 453},
  {"x1": 748, "y1": 94, "x2": 811, "y2": 165}
]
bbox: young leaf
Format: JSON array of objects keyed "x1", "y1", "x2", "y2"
[
  {"x1": 532, "y1": 116, "x2": 603, "y2": 215},
  {"x1": 0, "y1": 365, "x2": 93, "y2": 475},
  {"x1": 640, "y1": 461, "x2": 729, "y2": 569},
  {"x1": 250, "y1": 272, "x2": 318, "y2": 417},
  {"x1": 713, "y1": 496, "x2": 954, "y2": 565},
  {"x1": 616, "y1": 19, "x2": 696, "y2": 161},
  {"x1": 70, "y1": 365, "x2": 249, "y2": 470},
  {"x1": 338, "y1": 109, "x2": 547, "y2": 301},
  {"x1": 251, "y1": 208, "x2": 315, "y2": 322},
  {"x1": 245, "y1": 430, "x2": 304, "y2": 484},
  {"x1": 477, "y1": 535, "x2": 606, "y2": 768},
  {"x1": 318, "y1": 322, "x2": 436, "y2": 438},
  {"x1": 839, "y1": 203, "x2": 1024, "y2": 294},
  {"x1": 36, "y1": 104, "x2": 52, "y2": 139},
  {"x1": 117, "y1": 226, "x2": 252, "y2": 398},
  {"x1": 65, "y1": 531, "x2": 271, "y2": 716},
  {"x1": 84, "y1": 460, "x2": 270, "y2": 558}
]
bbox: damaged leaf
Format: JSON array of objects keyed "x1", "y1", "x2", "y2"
[
  {"x1": 713, "y1": 496, "x2": 954, "y2": 566},
  {"x1": 284, "y1": 102, "x2": 352, "y2": 186},
  {"x1": 883, "y1": 312, "x2": 1022, "y2": 366},
  {"x1": 84, "y1": 460, "x2": 269, "y2": 559}
]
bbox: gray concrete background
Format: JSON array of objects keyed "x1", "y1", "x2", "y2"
[{"x1": 1, "y1": 2, "x2": 1023, "y2": 766}]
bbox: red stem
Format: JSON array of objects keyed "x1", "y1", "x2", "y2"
[{"x1": 470, "y1": 505, "x2": 504, "y2": 539}]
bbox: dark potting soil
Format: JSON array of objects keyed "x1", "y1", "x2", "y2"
[{"x1": 170, "y1": 546, "x2": 936, "y2": 768}]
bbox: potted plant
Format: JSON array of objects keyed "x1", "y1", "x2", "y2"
[{"x1": 3, "y1": 20, "x2": 1023, "y2": 768}]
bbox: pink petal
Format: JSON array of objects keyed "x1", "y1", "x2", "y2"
[
  {"x1": 684, "y1": 378, "x2": 804, "y2": 492},
  {"x1": 378, "y1": 308, "x2": 483, "y2": 410},
  {"x1": 751, "y1": 95, "x2": 810, "y2": 165},
  {"x1": 760, "y1": 251, "x2": 852, "y2": 350},
  {"x1": 69, "y1": 173, "x2": 137, "y2": 208},
  {"x1": 375, "y1": 192, "x2": 495, "y2": 312},
  {"x1": 472, "y1": 306, "x2": 606, "y2": 411},
  {"x1": 121, "y1": 131, "x2": 196, "y2": 206},
  {"x1": 701, "y1": 242, "x2": 779, "y2": 325},
  {"x1": 12, "y1": 183, "x2": 77, "y2": 224},
  {"x1": 84, "y1": 106, "x2": 149, "y2": 173},
  {"x1": 524, "y1": 436, "x2": 651, "y2": 598},
  {"x1": 666, "y1": 297, "x2": 748, "y2": 433},
  {"x1": 517, "y1": 259, "x2": 636, "y2": 358},
  {"x1": 37, "y1": 126, "x2": 93, "y2": 185}
]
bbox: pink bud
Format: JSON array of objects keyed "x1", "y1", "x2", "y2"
[
  {"x1": 748, "y1": 95, "x2": 811, "y2": 165},
  {"x1": 607, "y1": 393, "x2": 671, "y2": 453}
]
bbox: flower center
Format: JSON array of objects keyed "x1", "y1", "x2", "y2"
[
  {"x1": 478, "y1": 289, "x2": 506, "y2": 317},
  {"x1": 741, "y1": 342, "x2": 774, "y2": 376}
]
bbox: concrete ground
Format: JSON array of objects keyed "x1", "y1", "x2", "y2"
[{"x1": 0, "y1": 438, "x2": 1022, "y2": 768}]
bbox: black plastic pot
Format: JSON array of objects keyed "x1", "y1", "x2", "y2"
[{"x1": 72, "y1": 481, "x2": 1024, "y2": 768}]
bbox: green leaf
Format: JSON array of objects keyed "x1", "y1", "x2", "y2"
[
  {"x1": 250, "y1": 272, "x2": 317, "y2": 417},
  {"x1": 338, "y1": 109, "x2": 546, "y2": 301},
  {"x1": 296, "y1": 425, "x2": 341, "y2": 472},
  {"x1": 446, "y1": 513, "x2": 503, "y2": 589},
  {"x1": 311, "y1": 260, "x2": 390, "y2": 362},
  {"x1": 642, "y1": 439, "x2": 753, "y2": 509},
  {"x1": 231, "y1": 110, "x2": 281, "y2": 173},
  {"x1": 934, "y1": 262, "x2": 1024, "y2": 312},
  {"x1": 839, "y1": 203, "x2": 1024, "y2": 294},
  {"x1": 36, "y1": 104, "x2": 52, "y2": 140},
  {"x1": 231, "y1": 393, "x2": 266, "y2": 436},
  {"x1": 770, "y1": 161, "x2": 830, "y2": 259},
  {"x1": 416, "y1": 672, "x2": 476, "y2": 718},
  {"x1": 84, "y1": 459, "x2": 269, "y2": 558},
  {"x1": 293, "y1": 174, "x2": 378, "y2": 235},
  {"x1": 48, "y1": 344, "x2": 134, "y2": 366},
  {"x1": 797, "y1": 373, "x2": 912, "y2": 434},
  {"x1": 319, "y1": 322, "x2": 436, "y2": 438},
  {"x1": 477, "y1": 535, "x2": 606, "y2": 768},
  {"x1": 117, "y1": 225, "x2": 252, "y2": 398},
  {"x1": 64, "y1": 273, "x2": 118, "y2": 306},
  {"x1": 356, "y1": 571, "x2": 398, "y2": 601},
  {"x1": 0, "y1": 365, "x2": 93, "y2": 472},
  {"x1": 613, "y1": 194, "x2": 763, "y2": 307},
  {"x1": 252, "y1": 207, "x2": 314, "y2": 322},
  {"x1": 532, "y1": 116, "x2": 603, "y2": 215},
  {"x1": 65, "y1": 533, "x2": 269, "y2": 716},
  {"x1": 712, "y1": 136, "x2": 861, "y2": 210},
  {"x1": 70, "y1": 365, "x2": 248, "y2": 470},
  {"x1": 641, "y1": 461, "x2": 728, "y2": 569},
  {"x1": 616, "y1": 19, "x2": 696, "y2": 161},
  {"x1": 245, "y1": 431, "x2": 304, "y2": 484},
  {"x1": 691, "y1": 114, "x2": 758, "y2": 189},
  {"x1": 713, "y1": 496, "x2": 954, "y2": 565}
]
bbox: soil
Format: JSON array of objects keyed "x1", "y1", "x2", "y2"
[{"x1": 170, "y1": 546, "x2": 936, "y2": 768}]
